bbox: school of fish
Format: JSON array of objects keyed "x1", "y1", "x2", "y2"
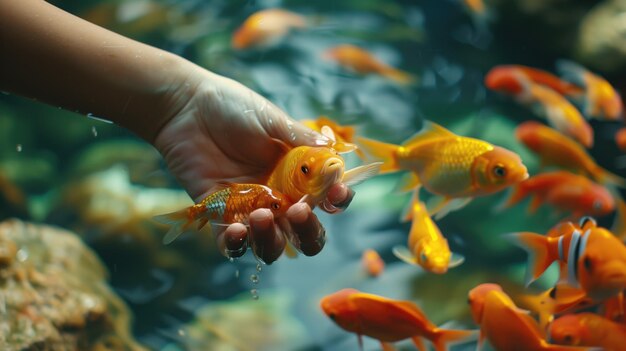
[{"x1": 152, "y1": 4, "x2": 626, "y2": 351}]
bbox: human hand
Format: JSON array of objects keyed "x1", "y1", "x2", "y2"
[{"x1": 154, "y1": 68, "x2": 355, "y2": 264}]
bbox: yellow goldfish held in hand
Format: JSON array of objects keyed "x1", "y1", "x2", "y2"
[
  {"x1": 393, "y1": 199, "x2": 464, "y2": 274},
  {"x1": 357, "y1": 121, "x2": 528, "y2": 218},
  {"x1": 232, "y1": 9, "x2": 306, "y2": 50},
  {"x1": 324, "y1": 44, "x2": 415, "y2": 85},
  {"x1": 154, "y1": 183, "x2": 292, "y2": 244}
]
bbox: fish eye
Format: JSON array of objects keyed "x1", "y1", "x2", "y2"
[
  {"x1": 492, "y1": 165, "x2": 506, "y2": 178},
  {"x1": 584, "y1": 256, "x2": 593, "y2": 272},
  {"x1": 301, "y1": 165, "x2": 309, "y2": 175},
  {"x1": 420, "y1": 252, "x2": 428, "y2": 263},
  {"x1": 592, "y1": 200, "x2": 602, "y2": 210},
  {"x1": 563, "y1": 335, "x2": 573, "y2": 344},
  {"x1": 549, "y1": 287, "x2": 557, "y2": 299},
  {"x1": 271, "y1": 202, "x2": 280, "y2": 210},
  {"x1": 329, "y1": 313, "x2": 337, "y2": 321}
]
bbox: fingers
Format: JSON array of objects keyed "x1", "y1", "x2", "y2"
[
  {"x1": 322, "y1": 183, "x2": 356, "y2": 213},
  {"x1": 216, "y1": 223, "x2": 248, "y2": 258},
  {"x1": 286, "y1": 203, "x2": 326, "y2": 256},
  {"x1": 256, "y1": 100, "x2": 330, "y2": 148},
  {"x1": 249, "y1": 208, "x2": 286, "y2": 264}
]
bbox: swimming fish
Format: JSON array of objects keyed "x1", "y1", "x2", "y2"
[
  {"x1": 320, "y1": 288, "x2": 475, "y2": 351},
  {"x1": 486, "y1": 66, "x2": 593, "y2": 147},
  {"x1": 502, "y1": 171, "x2": 614, "y2": 218},
  {"x1": 361, "y1": 249, "x2": 385, "y2": 277},
  {"x1": 265, "y1": 144, "x2": 381, "y2": 211},
  {"x1": 392, "y1": 199, "x2": 464, "y2": 274},
  {"x1": 516, "y1": 121, "x2": 626, "y2": 187},
  {"x1": 557, "y1": 60, "x2": 623, "y2": 121},
  {"x1": 154, "y1": 183, "x2": 292, "y2": 244},
  {"x1": 357, "y1": 120, "x2": 528, "y2": 218},
  {"x1": 232, "y1": 9, "x2": 306, "y2": 50},
  {"x1": 468, "y1": 283, "x2": 598, "y2": 351},
  {"x1": 617, "y1": 128, "x2": 626, "y2": 152},
  {"x1": 324, "y1": 44, "x2": 415, "y2": 85},
  {"x1": 485, "y1": 65, "x2": 584, "y2": 97},
  {"x1": 550, "y1": 313, "x2": 626, "y2": 350},
  {"x1": 509, "y1": 224, "x2": 626, "y2": 300}
]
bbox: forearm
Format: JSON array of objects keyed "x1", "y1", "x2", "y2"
[{"x1": 0, "y1": 0, "x2": 197, "y2": 142}]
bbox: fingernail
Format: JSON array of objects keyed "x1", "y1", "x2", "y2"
[
  {"x1": 287, "y1": 203, "x2": 309, "y2": 224},
  {"x1": 334, "y1": 189, "x2": 355, "y2": 210},
  {"x1": 252, "y1": 209, "x2": 273, "y2": 230}
]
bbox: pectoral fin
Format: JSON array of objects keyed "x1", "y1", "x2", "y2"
[{"x1": 343, "y1": 162, "x2": 383, "y2": 187}]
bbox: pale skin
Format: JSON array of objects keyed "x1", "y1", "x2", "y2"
[{"x1": 0, "y1": 0, "x2": 354, "y2": 264}]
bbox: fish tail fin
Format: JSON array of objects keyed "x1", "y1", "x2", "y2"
[
  {"x1": 431, "y1": 328, "x2": 477, "y2": 351},
  {"x1": 153, "y1": 207, "x2": 198, "y2": 245},
  {"x1": 355, "y1": 137, "x2": 401, "y2": 173},
  {"x1": 505, "y1": 232, "x2": 553, "y2": 286},
  {"x1": 381, "y1": 67, "x2": 416, "y2": 85},
  {"x1": 592, "y1": 166, "x2": 626, "y2": 188}
]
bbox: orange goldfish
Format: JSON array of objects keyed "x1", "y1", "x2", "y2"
[
  {"x1": 468, "y1": 284, "x2": 597, "y2": 351},
  {"x1": 502, "y1": 171, "x2": 614, "y2": 217},
  {"x1": 392, "y1": 199, "x2": 464, "y2": 274},
  {"x1": 154, "y1": 183, "x2": 292, "y2": 244},
  {"x1": 361, "y1": 249, "x2": 385, "y2": 277},
  {"x1": 510, "y1": 224, "x2": 626, "y2": 300},
  {"x1": 232, "y1": 9, "x2": 306, "y2": 50},
  {"x1": 324, "y1": 44, "x2": 415, "y2": 85},
  {"x1": 266, "y1": 144, "x2": 380, "y2": 211},
  {"x1": 516, "y1": 121, "x2": 626, "y2": 187},
  {"x1": 486, "y1": 66, "x2": 593, "y2": 147},
  {"x1": 485, "y1": 65, "x2": 584, "y2": 97},
  {"x1": 617, "y1": 128, "x2": 626, "y2": 152},
  {"x1": 357, "y1": 120, "x2": 528, "y2": 218},
  {"x1": 557, "y1": 60, "x2": 623, "y2": 121},
  {"x1": 320, "y1": 288, "x2": 475, "y2": 351},
  {"x1": 550, "y1": 313, "x2": 626, "y2": 350},
  {"x1": 301, "y1": 116, "x2": 356, "y2": 147}
]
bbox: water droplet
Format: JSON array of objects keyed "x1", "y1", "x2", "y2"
[
  {"x1": 15, "y1": 144, "x2": 22, "y2": 152},
  {"x1": 234, "y1": 269, "x2": 240, "y2": 278},
  {"x1": 229, "y1": 257, "x2": 234, "y2": 263},
  {"x1": 250, "y1": 274, "x2": 259, "y2": 284},
  {"x1": 251, "y1": 289, "x2": 259, "y2": 300},
  {"x1": 256, "y1": 263, "x2": 262, "y2": 272},
  {"x1": 91, "y1": 126, "x2": 98, "y2": 137}
]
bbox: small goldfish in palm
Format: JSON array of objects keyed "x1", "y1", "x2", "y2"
[
  {"x1": 557, "y1": 60, "x2": 623, "y2": 121},
  {"x1": 324, "y1": 44, "x2": 415, "y2": 85},
  {"x1": 393, "y1": 199, "x2": 464, "y2": 274},
  {"x1": 486, "y1": 66, "x2": 593, "y2": 147},
  {"x1": 357, "y1": 120, "x2": 528, "y2": 218},
  {"x1": 154, "y1": 183, "x2": 292, "y2": 244},
  {"x1": 468, "y1": 284, "x2": 597, "y2": 351},
  {"x1": 550, "y1": 313, "x2": 626, "y2": 350},
  {"x1": 502, "y1": 171, "x2": 614, "y2": 217},
  {"x1": 320, "y1": 288, "x2": 475, "y2": 351},
  {"x1": 232, "y1": 9, "x2": 306, "y2": 50},
  {"x1": 516, "y1": 121, "x2": 625, "y2": 187}
]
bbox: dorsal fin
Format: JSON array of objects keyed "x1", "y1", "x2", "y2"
[{"x1": 401, "y1": 121, "x2": 455, "y2": 147}]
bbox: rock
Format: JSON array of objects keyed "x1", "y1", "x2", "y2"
[
  {"x1": 576, "y1": 0, "x2": 626, "y2": 73},
  {"x1": 0, "y1": 219, "x2": 146, "y2": 351}
]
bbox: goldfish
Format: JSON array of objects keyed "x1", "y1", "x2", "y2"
[
  {"x1": 265, "y1": 143, "x2": 380, "y2": 211},
  {"x1": 468, "y1": 283, "x2": 597, "y2": 351},
  {"x1": 357, "y1": 120, "x2": 528, "y2": 218},
  {"x1": 550, "y1": 313, "x2": 626, "y2": 350},
  {"x1": 320, "y1": 288, "x2": 475, "y2": 351},
  {"x1": 509, "y1": 223, "x2": 626, "y2": 300},
  {"x1": 301, "y1": 116, "x2": 356, "y2": 148},
  {"x1": 516, "y1": 121, "x2": 626, "y2": 187},
  {"x1": 612, "y1": 193, "x2": 626, "y2": 242},
  {"x1": 617, "y1": 128, "x2": 626, "y2": 152},
  {"x1": 485, "y1": 65, "x2": 584, "y2": 97},
  {"x1": 557, "y1": 60, "x2": 623, "y2": 121},
  {"x1": 154, "y1": 183, "x2": 292, "y2": 244},
  {"x1": 324, "y1": 44, "x2": 415, "y2": 85},
  {"x1": 361, "y1": 249, "x2": 385, "y2": 277},
  {"x1": 502, "y1": 171, "x2": 614, "y2": 218},
  {"x1": 392, "y1": 199, "x2": 464, "y2": 274},
  {"x1": 232, "y1": 9, "x2": 306, "y2": 50},
  {"x1": 486, "y1": 66, "x2": 593, "y2": 147}
]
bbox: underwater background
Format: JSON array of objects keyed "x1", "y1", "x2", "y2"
[{"x1": 1, "y1": 0, "x2": 625, "y2": 350}]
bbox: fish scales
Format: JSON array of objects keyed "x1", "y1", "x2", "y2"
[{"x1": 401, "y1": 137, "x2": 494, "y2": 196}]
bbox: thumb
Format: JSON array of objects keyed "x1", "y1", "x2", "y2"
[{"x1": 256, "y1": 100, "x2": 331, "y2": 148}]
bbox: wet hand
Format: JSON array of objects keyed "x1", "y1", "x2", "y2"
[{"x1": 154, "y1": 69, "x2": 354, "y2": 263}]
